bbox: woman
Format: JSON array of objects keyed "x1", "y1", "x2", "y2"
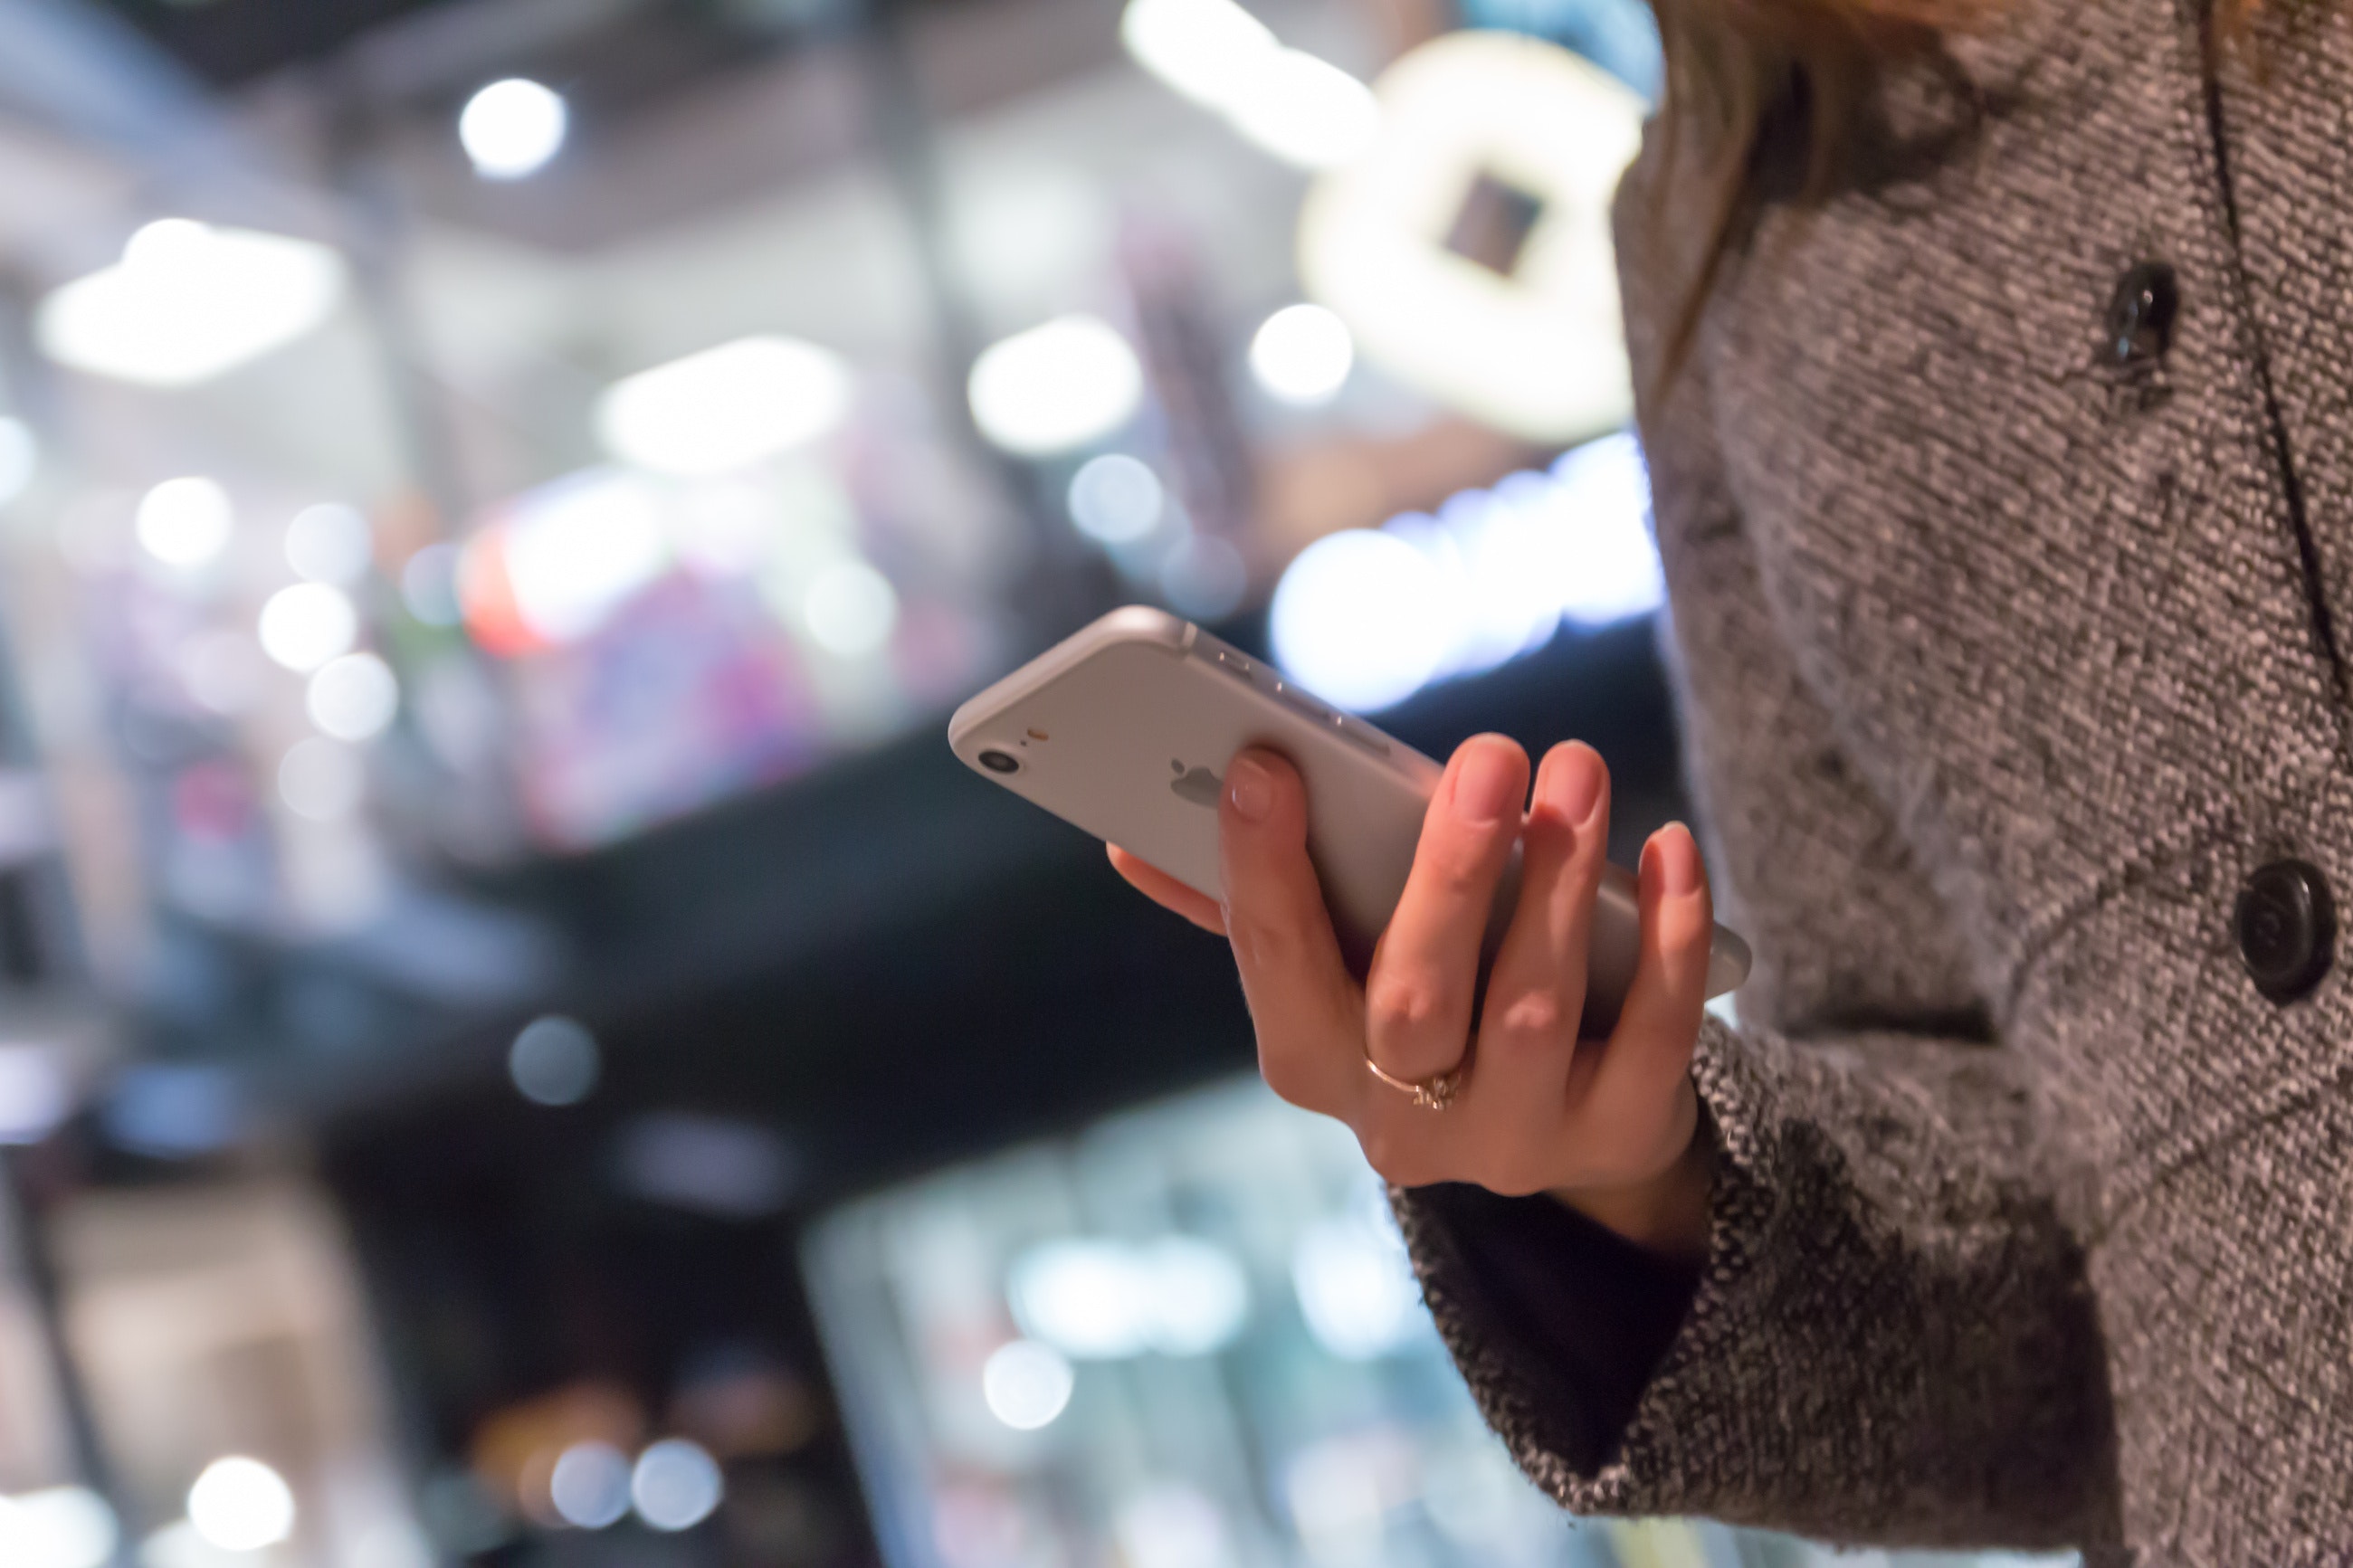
[{"x1": 1110, "y1": 0, "x2": 2353, "y2": 1556}]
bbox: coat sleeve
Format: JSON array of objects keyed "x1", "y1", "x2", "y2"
[{"x1": 1387, "y1": 126, "x2": 2122, "y2": 1553}]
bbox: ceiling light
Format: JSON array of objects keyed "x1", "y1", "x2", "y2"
[
  {"x1": 595, "y1": 337, "x2": 851, "y2": 478},
  {"x1": 460, "y1": 79, "x2": 568, "y2": 179},
  {"x1": 1120, "y1": 0, "x2": 1377, "y2": 169},
  {"x1": 1249, "y1": 304, "x2": 1354, "y2": 405},
  {"x1": 37, "y1": 220, "x2": 346, "y2": 388},
  {"x1": 1119, "y1": 0, "x2": 1278, "y2": 109},
  {"x1": 1225, "y1": 50, "x2": 1378, "y2": 169},
  {"x1": 967, "y1": 315, "x2": 1143, "y2": 457}
]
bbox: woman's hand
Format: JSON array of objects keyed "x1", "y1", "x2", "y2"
[{"x1": 1109, "y1": 736, "x2": 1716, "y2": 1261}]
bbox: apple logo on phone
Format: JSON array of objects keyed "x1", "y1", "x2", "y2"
[{"x1": 1169, "y1": 758, "x2": 1222, "y2": 807}]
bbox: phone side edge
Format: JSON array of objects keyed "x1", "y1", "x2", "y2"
[{"x1": 948, "y1": 606, "x2": 1196, "y2": 754}]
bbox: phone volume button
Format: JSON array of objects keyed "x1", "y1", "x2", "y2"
[
  {"x1": 1210, "y1": 647, "x2": 1255, "y2": 679},
  {"x1": 1333, "y1": 711, "x2": 1390, "y2": 755},
  {"x1": 1272, "y1": 679, "x2": 1336, "y2": 724}
]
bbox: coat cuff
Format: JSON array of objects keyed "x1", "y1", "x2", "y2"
[{"x1": 1393, "y1": 1016, "x2": 1780, "y2": 1516}]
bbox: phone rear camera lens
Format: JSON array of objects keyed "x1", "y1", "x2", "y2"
[{"x1": 978, "y1": 749, "x2": 1021, "y2": 774}]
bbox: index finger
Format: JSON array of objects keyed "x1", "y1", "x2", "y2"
[
  {"x1": 1108, "y1": 845, "x2": 1227, "y2": 935},
  {"x1": 1219, "y1": 749, "x2": 1367, "y2": 1117}
]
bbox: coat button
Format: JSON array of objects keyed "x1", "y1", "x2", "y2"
[
  {"x1": 2105, "y1": 261, "x2": 2178, "y2": 369},
  {"x1": 2235, "y1": 859, "x2": 2334, "y2": 1003}
]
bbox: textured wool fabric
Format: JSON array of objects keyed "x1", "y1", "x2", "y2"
[{"x1": 1390, "y1": 0, "x2": 2353, "y2": 1560}]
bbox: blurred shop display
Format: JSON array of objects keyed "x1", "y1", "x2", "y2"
[
  {"x1": 807, "y1": 1077, "x2": 2072, "y2": 1568},
  {"x1": 34, "y1": 1179, "x2": 424, "y2": 1568},
  {"x1": 0, "y1": 0, "x2": 1685, "y2": 1019}
]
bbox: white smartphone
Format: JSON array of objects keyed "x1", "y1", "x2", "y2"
[{"x1": 948, "y1": 606, "x2": 1750, "y2": 1033}]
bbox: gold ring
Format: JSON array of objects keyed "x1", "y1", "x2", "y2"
[{"x1": 1366, "y1": 1055, "x2": 1464, "y2": 1111}]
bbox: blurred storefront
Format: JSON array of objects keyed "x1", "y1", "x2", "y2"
[{"x1": 0, "y1": 0, "x2": 2069, "y2": 1565}]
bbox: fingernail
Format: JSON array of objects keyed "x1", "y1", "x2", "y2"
[
  {"x1": 1228, "y1": 755, "x2": 1272, "y2": 822},
  {"x1": 1453, "y1": 742, "x2": 1519, "y2": 824},
  {"x1": 1547, "y1": 744, "x2": 1604, "y2": 824},
  {"x1": 1658, "y1": 823, "x2": 1700, "y2": 895}
]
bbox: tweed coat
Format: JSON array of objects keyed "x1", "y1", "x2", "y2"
[{"x1": 1391, "y1": 0, "x2": 2353, "y2": 1561}]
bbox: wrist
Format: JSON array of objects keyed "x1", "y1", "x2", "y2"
[{"x1": 1549, "y1": 1109, "x2": 1714, "y2": 1264}]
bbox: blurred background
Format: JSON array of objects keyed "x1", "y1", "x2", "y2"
[{"x1": 0, "y1": 2, "x2": 2059, "y2": 1567}]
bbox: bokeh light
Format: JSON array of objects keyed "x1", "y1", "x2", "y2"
[
  {"x1": 510, "y1": 1015, "x2": 600, "y2": 1107},
  {"x1": 803, "y1": 560, "x2": 900, "y2": 659},
  {"x1": 1120, "y1": 0, "x2": 1377, "y2": 168},
  {"x1": 0, "y1": 418, "x2": 37, "y2": 509},
  {"x1": 278, "y1": 737, "x2": 365, "y2": 822},
  {"x1": 0, "y1": 1487, "x2": 118, "y2": 1568},
  {"x1": 258, "y1": 583, "x2": 359, "y2": 672},
  {"x1": 182, "y1": 629, "x2": 267, "y2": 716},
  {"x1": 596, "y1": 337, "x2": 851, "y2": 477},
  {"x1": 1249, "y1": 304, "x2": 1354, "y2": 406},
  {"x1": 549, "y1": 1442, "x2": 632, "y2": 1529},
  {"x1": 284, "y1": 502, "x2": 373, "y2": 585},
  {"x1": 136, "y1": 478, "x2": 234, "y2": 568},
  {"x1": 632, "y1": 1440, "x2": 725, "y2": 1532},
  {"x1": 1268, "y1": 529, "x2": 1454, "y2": 711},
  {"x1": 1268, "y1": 432, "x2": 1662, "y2": 710},
  {"x1": 460, "y1": 79, "x2": 568, "y2": 179},
  {"x1": 980, "y1": 1340, "x2": 1074, "y2": 1430},
  {"x1": 401, "y1": 542, "x2": 462, "y2": 627},
  {"x1": 1291, "y1": 1213, "x2": 1425, "y2": 1359},
  {"x1": 306, "y1": 652, "x2": 400, "y2": 742},
  {"x1": 967, "y1": 316, "x2": 1143, "y2": 456},
  {"x1": 36, "y1": 221, "x2": 348, "y2": 387},
  {"x1": 186, "y1": 1457, "x2": 296, "y2": 1552},
  {"x1": 0, "y1": 1046, "x2": 71, "y2": 1145},
  {"x1": 1066, "y1": 454, "x2": 1164, "y2": 544},
  {"x1": 1157, "y1": 535, "x2": 1248, "y2": 621},
  {"x1": 1007, "y1": 1237, "x2": 1248, "y2": 1358}
]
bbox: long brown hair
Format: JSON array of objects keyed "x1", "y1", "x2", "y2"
[{"x1": 1644, "y1": 0, "x2": 1976, "y2": 384}]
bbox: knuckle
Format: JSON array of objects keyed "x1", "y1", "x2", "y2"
[
  {"x1": 1365, "y1": 974, "x2": 1446, "y2": 1038},
  {"x1": 1488, "y1": 989, "x2": 1570, "y2": 1043},
  {"x1": 1425, "y1": 836, "x2": 1500, "y2": 896}
]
